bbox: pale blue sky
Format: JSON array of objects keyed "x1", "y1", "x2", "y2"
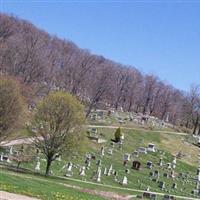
[{"x1": 0, "y1": 0, "x2": 200, "y2": 91}]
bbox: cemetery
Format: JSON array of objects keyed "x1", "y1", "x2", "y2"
[{"x1": 1, "y1": 120, "x2": 200, "y2": 200}]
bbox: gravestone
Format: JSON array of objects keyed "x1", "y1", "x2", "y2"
[
  {"x1": 113, "y1": 170, "x2": 118, "y2": 181},
  {"x1": 9, "y1": 146, "x2": 13, "y2": 155},
  {"x1": 170, "y1": 170, "x2": 176, "y2": 178},
  {"x1": 100, "y1": 146, "x2": 105, "y2": 157},
  {"x1": 172, "y1": 156, "x2": 177, "y2": 169},
  {"x1": 0, "y1": 153, "x2": 4, "y2": 161},
  {"x1": 132, "y1": 150, "x2": 139, "y2": 158},
  {"x1": 159, "y1": 181, "x2": 165, "y2": 190},
  {"x1": 65, "y1": 162, "x2": 73, "y2": 177},
  {"x1": 147, "y1": 161, "x2": 153, "y2": 169},
  {"x1": 85, "y1": 157, "x2": 91, "y2": 169},
  {"x1": 35, "y1": 160, "x2": 40, "y2": 171},
  {"x1": 79, "y1": 166, "x2": 86, "y2": 176},
  {"x1": 167, "y1": 163, "x2": 172, "y2": 169},
  {"x1": 197, "y1": 168, "x2": 200, "y2": 182},
  {"x1": 132, "y1": 161, "x2": 141, "y2": 170},
  {"x1": 158, "y1": 157, "x2": 163, "y2": 166},
  {"x1": 172, "y1": 182, "x2": 177, "y2": 189},
  {"x1": 108, "y1": 148, "x2": 113, "y2": 155},
  {"x1": 147, "y1": 143, "x2": 156, "y2": 152},
  {"x1": 154, "y1": 170, "x2": 160, "y2": 178},
  {"x1": 107, "y1": 164, "x2": 113, "y2": 176},
  {"x1": 103, "y1": 167, "x2": 107, "y2": 175},
  {"x1": 96, "y1": 159, "x2": 102, "y2": 166},
  {"x1": 138, "y1": 147, "x2": 147, "y2": 154},
  {"x1": 122, "y1": 176, "x2": 128, "y2": 185},
  {"x1": 96, "y1": 166, "x2": 101, "y2": 182},
  {"x1": 125, "y1": 168, "x2": 130, "y2": 174}
]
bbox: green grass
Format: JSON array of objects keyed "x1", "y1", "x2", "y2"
[
  {"x1": 0, "y1": 168, "x2": 106, "y2": 200},
  {"x1": 1, "y1": 116, "x2": 199, "y2": 200},
  {"x1": 2, "y1": 127, "x2": 198, "y2": 199}
]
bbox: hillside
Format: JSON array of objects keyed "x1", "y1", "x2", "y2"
[{"x1": 0, "y1": 13, "x2": 199, "y2": 133}]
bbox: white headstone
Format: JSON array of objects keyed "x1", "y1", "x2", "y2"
[
  {"x1": 35, "y1": 161, "x2": 40, "y2": 171},
  {"x1": 80, "y1": 166, "x2": 86, "y2": 176},
  {"x1": 0, "y1": 153, "x2": 3, "y2": 161},
  {"x1": 107, "y1": 165, "x2": 113, "y2": 176},
  {"x1": 122, "y1": 176, "x2": 128, "y2": 185}
]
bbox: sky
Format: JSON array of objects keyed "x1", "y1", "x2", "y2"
[{"x1": 0, "y1": 0, "x2": 200, "y2": 91}]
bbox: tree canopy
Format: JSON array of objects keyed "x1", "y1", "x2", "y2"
[
  {"x1": 0, "y1": 77, "x2": 24, "y2": 141},
  {"x1": 32, "y1": 91, "x2": 85, "y2": 176}
]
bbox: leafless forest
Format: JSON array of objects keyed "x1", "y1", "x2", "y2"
[{"x1": 0, "y1": 14, "x2": 199, "y2": 134}]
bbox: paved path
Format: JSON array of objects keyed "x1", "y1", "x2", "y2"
[
  {"x1": 88, "y1": 125, "x2": 188, "y2": 136},
  {"x1": 1, "y1": 170, "x2": 200, "y2": 200},
  {"x1": 58, "y1": 176, "x2": 200, "y2": 200},
  {"x1": 0, "y1": 191, "x2": 40, "y2": 200},
  {"x1": 0, "y1": 125, "x2": 188, "y2": 147}
]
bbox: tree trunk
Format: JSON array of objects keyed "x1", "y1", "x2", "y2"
[
  {"x1": 17, "y1": 161, "x2": 21, "y2": 169},
  {"x1": 198, "y1": 125, "x2": 200, "y2": 135},
  {"x1": 193, "y1": 116, "x2": 199, "y2": 135},
  {"x1": 45, "y1": 159, "x2": 52, "y2": 176}
]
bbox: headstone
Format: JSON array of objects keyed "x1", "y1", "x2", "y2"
[
  {"x1": 9, "y1": 146, "x2": 13, "y2": 155},
  {"x1": 35, "y1": 160, "x2": 40, "y2": 171},
  {"x1": 66, "y1": 162, "x2": 73, "y2": 176},
  {"x1": 107, "y1": 165, "x2": 113, "y2": 176},
  {"x1": 154, "y1": 170, "x2": 160, "y2": 178},
  {"x1": 197, "y1": 168, "x2": 200, "y2": 182},
  {"x1": 167, "y1": 163, "x2": 172, "y2": 169},
  {"x1": 122, "y1": 176, "x2": 128, "y2": 185},
  {"x1": 172, "y1": 182, "x2": 177, "y2": 189},
  {"x1": 158, "y1": 157, "x2": 163, "y2": 167},
  {"x1": 159, "y1": 181, "x2": 165, "y2": 190},
  {"x1": 121, "y1": 133, "x2": 125, "y2": 140},
  {"x1": 124, "y1": 153, "x2": 131, "y2": 161},
  {"x1": 113, "y1": 170, "x2": 118, "y2": 181},
  {"x1": 125, "y1": 168, "x2": 130, "y2": 174},
  {"x1": 164, "y1": 173, "x2": 169, "y2": 178},
  {"x1": 96, "y1": 159, "x2": 102, "y2": 166},
  {"x1": 147, "y1": 161, "x2": 153, "y2": 169},
  {"x1": 0, "y1": 153, "x2": 4, "y2": 161},
  {"x1": 108, "y1": 148, "x2": 113, "y2": 155},
  {"x1": 138, "y1": 147, "x2": 147, "y2": 154},
  {"x1": 85, "y1": 157, "x2": 91, "y2": 169},
  {"x1": 147, "y1": 143, "x2": 156, "y2": 152},
  {"x1": 100, "y1": 146, "x2": 105, "y2": 157},
  {"x1": 132, "y1": 150, "x2": 139, "y2": 158},
  {"x1": 96, "y1": 166, "x2": 101, "y2": 182},
  {"x1": 171, "y1": 170, "x2": 176, "y2": 178},
  {"x1": 195, "y1": 181, "x2": 199, "y2": 190},
  {"x1": 103, "y1": 167, "x2": 107, "y2": 175},
  {"x1": 172, "y1": 156, "x2": 177, "y2": 169},
  {"x1": 79, "y1": 166, "x2": 86, "y2": 176},
  {"x1": 132, "y1": 161, "x2": 141, "y2": 170},
  {"x1": 7, "y1": 157, "x2": 11, "y2": 163}
]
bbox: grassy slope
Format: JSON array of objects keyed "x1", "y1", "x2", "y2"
[
  {"x1": 3, "y1": 128, "x2": 198, "y2": 199},
  {"x1": 0, "y1": 114, "x2": 199, "y2": 200},
  {"x1": 0, "y1": 169, "x2": 106, "y2": 200}
]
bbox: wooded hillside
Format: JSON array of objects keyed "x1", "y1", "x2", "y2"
[{"x1": 0, "y1": 13, "x2": 199, "y2": 133}]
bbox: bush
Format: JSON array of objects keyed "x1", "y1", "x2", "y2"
[{"x1": 114, "y1": 127, "x2": 122, "y2": 142}]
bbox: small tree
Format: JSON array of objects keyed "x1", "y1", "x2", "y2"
[
  {"x1": 114, "y1": 127, "x2": 122, "y2": 142},
  {"x1": 11, "y1": 145, "x2": 32, "y2": 169},
  {"x1": 0, "y1": 77, "x2": 24, "y2": 142},
  {"x1": 32, "y1": 91, "x2": 85, "y2": 176}
]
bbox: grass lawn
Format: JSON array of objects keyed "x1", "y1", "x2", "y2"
[
  {"x1": 0, "y1": 168, "x2": 106, "y2": 200},
  {"x1": 1, "y1": 127, "x2": 199, "y2": 199}
]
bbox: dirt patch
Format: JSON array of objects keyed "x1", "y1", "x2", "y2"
[{"x1": 0, "y1": 191, "x2": 40, "y2": 200}]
